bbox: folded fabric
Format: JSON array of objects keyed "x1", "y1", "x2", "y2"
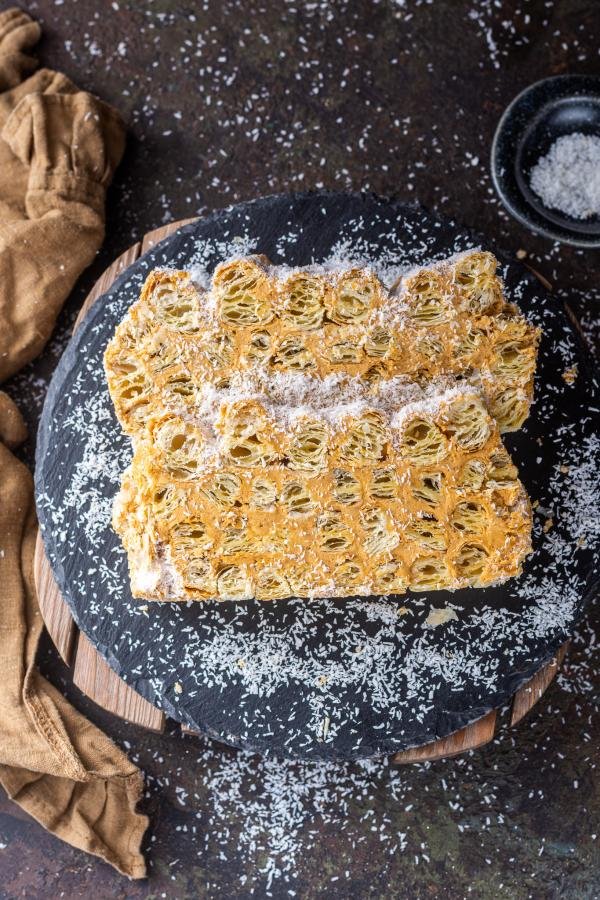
[
  {"x1": 0, "y1": 13, "x2": 125, "y2": 381},
  {"x1": 0, "y1": 394, "x2": 147, "y2": 878},
  {"x1": 0, "y1": 7, "x2": 40, "y2": 91},
  {"x1": 0, "y1": 8, "x2": 148, "y2": 879}
]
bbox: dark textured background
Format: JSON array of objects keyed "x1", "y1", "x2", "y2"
[{"x1": 1, "y1": 0, "x2": 599, "y2": 897}]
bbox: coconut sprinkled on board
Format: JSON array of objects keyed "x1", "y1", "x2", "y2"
[
  {"x1": 130, "y1": 640, "x2": 600, "y2": 897},
  {"x1": 35, "y1": 199, "x2": 600, "y2": 769}
]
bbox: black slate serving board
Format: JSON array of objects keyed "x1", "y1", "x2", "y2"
[{"x1": 35, "y1": 192, "x2": 600, "y2": 760}]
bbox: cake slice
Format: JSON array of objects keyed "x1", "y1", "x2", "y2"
[
  {"x1": 105, "y1": 251, "x2": 536, "y2": 603},
  {"x1": 112, "y1": 381, "x2": 532, "y2": 601},
  {"x1": 104, "y1": 251, "x2": 540, "y2": 438}
]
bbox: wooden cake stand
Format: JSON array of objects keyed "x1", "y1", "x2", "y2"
[{"x1": 34, "y1": 219, "x2": 570, "y2": 763}]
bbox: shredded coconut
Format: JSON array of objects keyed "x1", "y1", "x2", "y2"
[
  {"x1": 529, "y1": 133, "x2": 600, "y2": 221},
  {"x1": 155, "y1": 370, "x2": 481, "y2": 465},
  {"x1": 36, "y1": 204, "x2": 599, "y2": 775}
]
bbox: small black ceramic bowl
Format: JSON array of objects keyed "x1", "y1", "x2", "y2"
[{"x1": 491, "y1": 74, "x2": 600, "y2": 248}]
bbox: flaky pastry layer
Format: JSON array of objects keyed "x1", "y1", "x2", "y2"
[
  {"x1": 105, "y1": 251, "x2": 536, "y2": 602},
  {"x1": 105, "y1": 251, "x2": 539, "y2": 438}
]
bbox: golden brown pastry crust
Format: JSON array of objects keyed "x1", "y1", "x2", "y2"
[
  {"x1": 105, "y1": 251, "x2": 539, "y2": 438},
  {"x1": 104, "y1": 251, "x2": 536, "y2": 602}
]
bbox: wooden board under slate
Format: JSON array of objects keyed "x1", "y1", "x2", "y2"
[
  {"x1": 34, "y1": 221, "x2": 195, "y2": 732},
  {"x1": 32, "y1": 220, "x2": 569, "y2": 754},
  {"x1": 34, "y1": 193, "x2": 600, "y2": 761}
]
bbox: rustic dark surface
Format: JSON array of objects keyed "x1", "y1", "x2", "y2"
[{"x1": 1, "y1": 0, "x2": 599, "y2": 898}]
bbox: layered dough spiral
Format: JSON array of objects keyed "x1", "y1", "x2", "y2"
[{"x1": 105, "y1": 250, "x2": 538, "y2": 602}]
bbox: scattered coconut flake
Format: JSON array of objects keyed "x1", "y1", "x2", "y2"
[{"x1": 425, "y1": 607, "x2": 459, "y2": 628}]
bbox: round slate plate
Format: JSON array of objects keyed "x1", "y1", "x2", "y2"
[{"x1": 35, "y1": 191, "x2": 600, "y2": 760}]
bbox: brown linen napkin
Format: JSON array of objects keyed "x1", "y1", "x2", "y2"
[
  {"x1": 0, "y1": 395, "x2": 147, "y2": 878},
  {"x1": 0, "y1": 10, "x2": 125, "y2": 381},
  {"x1": 0, "y1": 8, "x2": 148, "y2": 879}
]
